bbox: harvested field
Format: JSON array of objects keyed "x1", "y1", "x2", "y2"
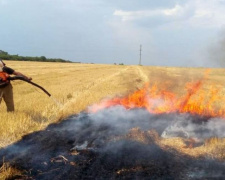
[{"x1": 0, "y1": 61, "x2": 225, "y2": 179}]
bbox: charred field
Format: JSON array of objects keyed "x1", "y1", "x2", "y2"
[{"x1": 0, "y1": 106, "x2": 225, "y2": 180}]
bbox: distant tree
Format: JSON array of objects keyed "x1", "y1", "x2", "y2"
[
  {"x1": 0, "y1": 50, "x2": 8, "y2": 55},
  {"x1": 0, "y1": 50, "x2": 73, "y2": 63},
  {"x1": 40, "y1": 56, "x2": 47, "y2": 61}
]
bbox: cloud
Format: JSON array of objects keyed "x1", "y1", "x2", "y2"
[
  {"x1": 114, "y1": 5, "x2": 184, "y2": 21},
  {"x1": 163, "y1": 4, "x2": 183, "y2": 16},
  {"x1": 113, "y1": 0, "x2": 225, "y2": 29},
  {"x1": 108, "y1": 0, "x2": 225, "y2": 67}
]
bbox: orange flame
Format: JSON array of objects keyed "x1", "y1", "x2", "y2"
[{"x1": 90, "y1": 71, "x2": 225, "y2": 118}]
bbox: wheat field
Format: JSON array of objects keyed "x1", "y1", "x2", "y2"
[
  {"x1": 1, "y1": 61, "x2": 225, "y2": 179},
  {"x1": 0, "y1": 60, "x2": 225, "y2": 155}
]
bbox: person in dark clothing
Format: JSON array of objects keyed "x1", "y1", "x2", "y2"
[{"x1": 0, "y1": 59, "x2": 32, "y2": 112}]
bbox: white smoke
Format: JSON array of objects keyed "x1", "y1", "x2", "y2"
[
  {"x1": 208, "y1": 29, "x2": 225, "y2": 67},
  {"x1": 161, "y1": 116, "x2": 225, "y2": 140},
  {"x1": 68, "y1": 106, "x2": 225, "y2": 148}
]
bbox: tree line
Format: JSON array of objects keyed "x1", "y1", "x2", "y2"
[{"x1": 0, "y1": 50, "x2": 75, "y2": 63}]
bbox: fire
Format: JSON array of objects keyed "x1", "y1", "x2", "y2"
[{"x1": 90, "y1": 72, "x2": 225, "y2": 118}]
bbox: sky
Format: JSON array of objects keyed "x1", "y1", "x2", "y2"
[{"x1": 0, "y1": 0, "x2": 225, "y2": 67}]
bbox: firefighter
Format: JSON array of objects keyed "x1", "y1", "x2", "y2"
[{"x1": 0, "y1": 59, "x2": 32, "y2": 112}]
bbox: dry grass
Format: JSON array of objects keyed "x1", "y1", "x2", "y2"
[
  {"x1": 0, "y1": 159, "x2": 22, "y2": 179},
  {"x1": 205, "y1": 137, "x2": 225, "y2": 160},
  {"x1": 0, "y1": 61, "x2": 225, "y2": 179}
]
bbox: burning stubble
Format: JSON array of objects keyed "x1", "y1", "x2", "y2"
[{"x1": 89, "y1": 71, "x2": 225, "y2": 118}]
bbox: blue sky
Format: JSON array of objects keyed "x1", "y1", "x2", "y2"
[{"x1": 0, "y1": 0, "x2": 225, "y2": 67}]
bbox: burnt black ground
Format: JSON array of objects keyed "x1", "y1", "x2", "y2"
[{"x1": 0, "y1": 108, "x2": 225, "y2": 180}]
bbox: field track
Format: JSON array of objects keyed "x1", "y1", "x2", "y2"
[{"x1": 136, "y1": 66, "x2": 149, "y2": 82}]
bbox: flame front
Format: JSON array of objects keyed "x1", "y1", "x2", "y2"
[{"x1": 90, "y1": 73, "x2": 225, "y2": 118}]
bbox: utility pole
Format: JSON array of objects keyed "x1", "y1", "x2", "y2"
[{"x1": 139, "y1": 44, "x2": 142, "y2": 65}]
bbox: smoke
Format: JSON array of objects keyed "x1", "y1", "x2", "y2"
[
  {"x1": 84, "y1": 106, "x2": 225, "y2": 143},
  {"x1": 208, "y1": 30, "x2": 225, "y2": 67},
  {"x1": 0, "y1": 106, "x2": 225, "y2": 179},
  {"x1": 161, "y1": 116, "x2": 225, "y2": 140}
]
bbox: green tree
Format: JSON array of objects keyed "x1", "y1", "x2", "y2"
[
  {"x1": 0, "y1": 50, "x2": 8, "y2": 55},
  {"x1": 40, "y1": 56, "x2": 47, "y2": 61}
]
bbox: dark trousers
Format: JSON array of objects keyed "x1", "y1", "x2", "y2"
[{"x1": 0, "y1": 83, "x2": 14, "y2": 112}]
